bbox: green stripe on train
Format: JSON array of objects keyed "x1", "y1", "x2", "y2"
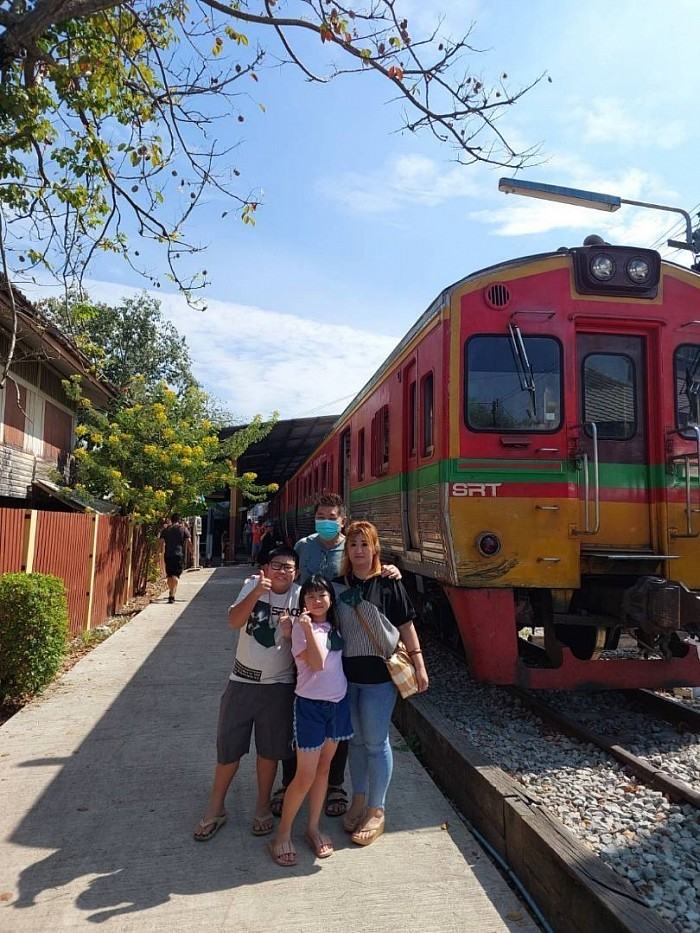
[
  {"x1": 447, "y1": 458, "x2": 669, "y2": 488},
  {"x1": 349, "y1": 459, "x2": 672, "y2": 499}
]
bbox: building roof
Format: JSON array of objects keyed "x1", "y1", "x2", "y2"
[
  {"x1": 0, "y1": 278, "x2": 118, "y2": 407},
  {"x1": 224, "y1": 415, "x2": 338, "y2": 491}
]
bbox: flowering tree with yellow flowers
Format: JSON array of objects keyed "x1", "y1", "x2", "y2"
[{"x1": 67, "y1": 376, "x2": 277, "y2": 525}]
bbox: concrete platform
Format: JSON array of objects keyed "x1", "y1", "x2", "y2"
[{"x1": 0, "y1": 565, "x2": 538, "y2": 932}]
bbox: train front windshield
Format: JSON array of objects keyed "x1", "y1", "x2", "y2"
[{"x1": 465, "y1": 335, "x2": 562, "y2": 432}]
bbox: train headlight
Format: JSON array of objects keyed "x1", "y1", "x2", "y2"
[
  {"x1": 573, "y1": 245, "x2": 660, "y2": 298},
  {"x1": 476, "y1": 532, "x2": 501, "y2": 557},
  {"x1": 626, "y1": 256, "x2": 651, "y2": 284},
  {"x1": 590, "y1": 254, "x2": 616, "y2": 281}
]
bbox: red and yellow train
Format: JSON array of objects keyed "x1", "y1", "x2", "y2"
[{"x1": 270, "y1": 235, "x2": 700, "y2": 689}]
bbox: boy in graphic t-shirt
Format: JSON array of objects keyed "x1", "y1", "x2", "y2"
[{"x1": 193, "y1": 546, "x2": 300, "y2": 842}]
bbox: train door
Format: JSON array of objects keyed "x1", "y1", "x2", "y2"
[
  {"x1": 401, "y1": 358, "x2": 420, "y2": 551},
  {"x1": 575, "y1": 332, "x2": 653, "y2": 549}
]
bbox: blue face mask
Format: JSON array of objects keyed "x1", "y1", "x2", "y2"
[{"x1": 315, "y1": 519, "x2": 341, "y2": 541}]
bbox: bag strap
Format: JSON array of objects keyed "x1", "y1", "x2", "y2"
[
  {"x1": 345, "y1": 575, "x2": 397, "y2": 660},
  {"x1": 352, "y1": 604, "x2": 386, "y2": 656}
]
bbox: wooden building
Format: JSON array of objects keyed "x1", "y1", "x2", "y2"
[{"x1": 0, "y1": 280, "x2": 117, "y2": 509}]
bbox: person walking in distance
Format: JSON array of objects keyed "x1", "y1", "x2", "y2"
[{"x1": 160, "y1": 513, "x2": 191, "y2": 604}]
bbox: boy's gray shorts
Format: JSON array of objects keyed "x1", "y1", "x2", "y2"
[{"x1": 217, "y1": 680, "x2": 294, "y2": 764}]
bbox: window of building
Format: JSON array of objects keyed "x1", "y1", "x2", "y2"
[
  {"x1": 3, "y1": 377, "x2": 27, "y2": 449},
  {"x1": 43, "y1": 400, "x2": 73, "y2": 461}
]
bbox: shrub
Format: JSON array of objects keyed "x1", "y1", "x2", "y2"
[{"x1": 0, "y1": 573, "x2": 69, "y2": 702}]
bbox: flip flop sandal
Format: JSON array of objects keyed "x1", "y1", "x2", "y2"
[
  {"x1": 324, "y1": 785, "x2": 348, "y2": 817},
  {"x1": 304, "y1": 831, "x2": 334, "y2": 859},
  {"x1": 351, "y1": 813, "x2": 385, "y2": 846},
  {"x1": 269, "y1": 787, "x2": 286, "y2": 818},
  {"x1": 252, "y1": 812, "x2": 274, "y2": 836},
  {"x1": 267, "y1": 839, "x2": 296, "y2": 867},
  {"x1": 342, "y1": 806, "x2": 366, "y2": 833},
  {"x1": 193, "y1": 813, "x2": 227, "y2": 841}
]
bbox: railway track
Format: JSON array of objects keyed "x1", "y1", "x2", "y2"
[
  {"x1": 509, "y1": 687, "x2": 700, "y2": 810},
  {"x1": 392, "y1": 636, "x2": 700, "y2": 933}
]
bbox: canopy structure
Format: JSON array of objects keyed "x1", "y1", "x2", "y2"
[{"x1": 223, "y1": 415, "x2": 338, "y2": 491}]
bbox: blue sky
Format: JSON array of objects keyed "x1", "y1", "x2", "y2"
[{"x1": 51, "y1": 1, "x2": 700, "y2": 423}]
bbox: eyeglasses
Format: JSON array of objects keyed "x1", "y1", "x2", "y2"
[{"x1": 269, "y1": 562, "x2": 296, "y2": 572}]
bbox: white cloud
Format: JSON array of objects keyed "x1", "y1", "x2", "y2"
[
  {"x1": 479, "y1": 164, "x2": 689, "y2": 248},
  {"x1": 571, "y1": 98, "x2": 686, "y2": 150},
  {"x1": 82, "y1": 280, "x2": 400, "y2": 423},
  {"x1": 317, "y1": 153, "x2": 479, "y2": 215}
]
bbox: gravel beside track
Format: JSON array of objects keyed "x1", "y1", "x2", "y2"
[{"x1": 424, "y1": 638, "x2": 700, "y2": 932}]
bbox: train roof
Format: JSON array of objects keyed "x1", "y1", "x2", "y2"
[
  {"x1": 333, "y1": 248, "x2": 564, "y2": 426},
  {"x1": 272, "y1": 245, "x2": 699, "y2": 483},
  {"x1": 333, "y1": 245, "x2": 699, "y2": 429}
]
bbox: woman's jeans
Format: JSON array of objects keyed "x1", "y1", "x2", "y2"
[{"x1": 347, "y1": 680, "x2": 396, "y2": 810}]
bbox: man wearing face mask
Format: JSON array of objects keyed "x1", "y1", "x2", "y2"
[
  {"x1": 295, "y1": 493, "x2": 348, "y2": 586},
  {"x1": 270, "y1": 494, "x2": 401, "y2": 820}
]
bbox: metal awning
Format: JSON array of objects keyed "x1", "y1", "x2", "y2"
[
  {"x1": 223, "y1": 415, "x2": 338, "y2": 490},
  {"x1": 33, "y1": 479, "x2": 120, "y2": 514}
]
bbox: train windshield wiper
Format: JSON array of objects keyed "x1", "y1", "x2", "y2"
[
  {"x1": 508, "y1": 322, "x2": 537, "y2": 420},
  {"x1": 683, "y1": 350, "x2": 700, "y2": 425}
]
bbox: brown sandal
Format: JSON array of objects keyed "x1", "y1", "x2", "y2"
[
  {"x1": 252, "y1": 812, "x2": 274, "y2": 836},
  {"x1": 193, "y1": 813, "x2": 227, "y2": 841},
  {"x1": 304, "y1": 831, "x2": 334, "y2": 859},
  {"x1": 324, "y1": 786, "x2": 348, "y2": 817},
  {"x1": 342, "y1": 805, "x2": 366, "y2": 834},
  {"x1": 351, "y1": 812, "x2": 385, "y2": 846},
  {"x1": 269, "y1": 787, "x2": 286, "y2": 818},
  {"x1": 267, "y1": 838, "x2": 296, "y2": 867}
]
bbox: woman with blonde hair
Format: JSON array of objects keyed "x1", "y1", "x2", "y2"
[{"x1": 334, "y1": 520, "x2": 428, "y2": 846}]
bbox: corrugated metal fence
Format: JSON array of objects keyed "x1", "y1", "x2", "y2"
[{"x1": 0, "y1": 508, "x2": 153, "y2": 636}]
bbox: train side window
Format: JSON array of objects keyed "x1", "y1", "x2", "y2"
[
  {"x1": 582, "y1": 353, "x2": 636, "y2": 439},
  {"x1": 408, "y1": 380, "x2": 417, "y2": 455},
  {"x1": 421, "y1": 372, "x2": 434, "y2": 456},
  {"x1": 321, "y1": 460, "x2": 327, "y2": 491},
  {"x1": 358, "y1": 427, "x2": 365, "y2": 480},
  {"x1": 371, "y1": 405, "x2": 390, "y2": 475},
  {"x1": 465, "y1": 335, "x2": 561, "y2": 432},
  {"x1": 674, "y1": 344, "x2": 700, "y2": 431},
  {"x1": 380, "y1": 406, "x2": 389, "y2": 473}
]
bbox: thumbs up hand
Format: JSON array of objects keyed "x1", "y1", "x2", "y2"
[{"x1": 255, "y1": 569, "x2": 272, "y2": 595}]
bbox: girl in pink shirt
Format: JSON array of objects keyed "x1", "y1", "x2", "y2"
[{"x1": 267, "y1": 575, "x2": 353, "y2": 867}]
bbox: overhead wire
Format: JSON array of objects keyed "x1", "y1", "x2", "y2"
[
  {"x1": 648, "y1": 201, "x2": 700, "y2": 253},
  {"x1": 297, "y1": 393, "x2": 356, "y2": 417}
]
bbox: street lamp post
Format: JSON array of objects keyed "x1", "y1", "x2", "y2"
[{"x1": 498, "y1": 178, "x2": 697, "y2": 254}]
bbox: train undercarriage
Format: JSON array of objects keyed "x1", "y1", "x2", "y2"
[{"x1": 412, "y1": 575, "x2": 700, "y2": 690}]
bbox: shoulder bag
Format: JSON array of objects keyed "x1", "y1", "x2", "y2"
[{"x1": 352, "y1": 604, "x2": 418, "y2": 700}]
